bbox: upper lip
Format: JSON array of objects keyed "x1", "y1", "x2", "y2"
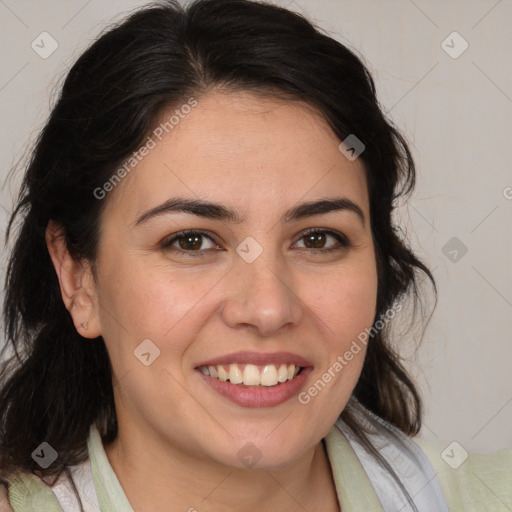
[{"x1": 195, "y1": 351, "x2": 313, "y2": 368}]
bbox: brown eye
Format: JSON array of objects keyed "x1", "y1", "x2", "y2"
[
  {"x1": 294, "y1": 229, "x2": 350, "y2": 252},
  {"x1": 160, "y1": 230, "x2": 218, "y2": 256},
  {"x1": 304, "y1": 231, "x2": 327, "y2": 249},
  {"x1": 177, "y1": 233, "x2": 203, "y2": 250}
]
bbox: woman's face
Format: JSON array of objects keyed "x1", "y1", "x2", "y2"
[{"x1": 92, "y1": 90, "x2": 378, "y2": 468}]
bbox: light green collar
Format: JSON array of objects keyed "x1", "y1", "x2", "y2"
[
  {"x1": 324, "y1": 425, "x2": 384, "y2": 511},
  {"x1": 88, "y1": 423, "x2": 134, "y2": 511}
]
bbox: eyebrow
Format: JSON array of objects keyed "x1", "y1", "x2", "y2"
[{"x1": 133, "y1": 196, "x2": 365, "y2": 227}]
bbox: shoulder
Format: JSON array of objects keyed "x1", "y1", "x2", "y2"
[
  {"x1": 414, "y1": 436, "x2": 512, "y2": 512},
  {"x1": 0, "y1": 473, "x2": 63, "y2": 512}
]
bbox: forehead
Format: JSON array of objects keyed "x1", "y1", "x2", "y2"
[{"x1": 103, "y1": 90, "x2": 369, "y2": 223}]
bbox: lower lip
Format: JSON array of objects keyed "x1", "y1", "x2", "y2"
[{"x1": 196, "y1": 367, "x2": 313, "y2": 408}]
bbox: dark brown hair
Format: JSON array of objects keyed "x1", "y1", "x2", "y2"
[{"x1": 1, "y1": 0, "x2": 435, "y2": 509}]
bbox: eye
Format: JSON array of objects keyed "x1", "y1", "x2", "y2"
[
  {"x1": 160, "y1": 230, "x2": 219, "y2": 256},
  {"x1": 293, "y1": 229, "x2": 350, "y2": 253}
]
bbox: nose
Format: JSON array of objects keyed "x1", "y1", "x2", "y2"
[{"x1": 221, "y1": 248, "x2": 304, "y2": 337}]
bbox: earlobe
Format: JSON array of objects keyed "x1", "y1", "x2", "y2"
[{"x1": 45, "y1": 220, "x2": 102, "y2": 338}]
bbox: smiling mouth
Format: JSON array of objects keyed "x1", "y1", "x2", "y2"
[{"x1": 197, "y1": 363, "x2": 303, "y2": 387}]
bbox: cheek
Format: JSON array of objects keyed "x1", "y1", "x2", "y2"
[
  {"x1": 295, "y1": 262, "x2": 378, "y2": 433},
  {"x1": 311, "y1": 263, "x2": 378, "y2": 346},
  {"x1": 97, "y1": 241, "x2": 185, "y2": 320},
  {"x1": 94, "y1": 257, "x2": 212, "y2": 416},
  {"x1": 95, "y1": 252, "x2": 222, "y2": 358}
]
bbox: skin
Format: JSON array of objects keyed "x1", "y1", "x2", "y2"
[{"x1": 47, "y1": 90, "x2": 378, "y2": 511}]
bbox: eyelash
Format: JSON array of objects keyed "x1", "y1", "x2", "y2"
[{"x1": 160, "y1": 228, "x2": 351, "y2": 257}]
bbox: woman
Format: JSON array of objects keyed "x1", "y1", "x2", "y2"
[{"x1": 0, "y1": 0, "x2": 510, "y2": 511}]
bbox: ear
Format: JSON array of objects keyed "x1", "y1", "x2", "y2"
[{"x1": 45, "y1": 220, "x2": 101, "y2": 338}]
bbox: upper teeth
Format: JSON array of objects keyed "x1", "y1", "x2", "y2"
[{"x1": 199, "y1": 363, "x2": 301, "y2": 386}]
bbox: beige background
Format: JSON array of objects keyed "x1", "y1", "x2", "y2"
[{"x1": 1, "y1": 0, "x2": 511, "y2": 453}]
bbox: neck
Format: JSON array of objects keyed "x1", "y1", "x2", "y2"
[{"x1": 104, "y1": 427, "x2": 340, "y2": 512}]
